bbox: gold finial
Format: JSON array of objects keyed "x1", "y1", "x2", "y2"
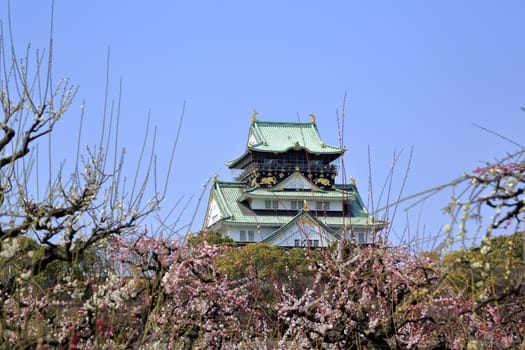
[
  {"x1": 309, "y1": 112, "x2": 316, "y2": 125},
  {"x1": 303, "y1": 199, "x2": 309, "y2": 211},
  {"x1": 350, "y1": 176, "x2": 356, "y2": 187},
  {"x1": 251, "y1": 109, "x2": 259, "y2": 124},
  {"x1": 213, "y1": 173, "x2": 219, "y2": 185}
]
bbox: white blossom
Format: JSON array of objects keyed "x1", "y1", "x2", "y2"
[{"x1": 0, "y1": 238, "x2": 20, "y2": 259}]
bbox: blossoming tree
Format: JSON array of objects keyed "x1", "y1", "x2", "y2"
[{"x1": 1, "y1": 4, "x2": 525, "y2": 348}]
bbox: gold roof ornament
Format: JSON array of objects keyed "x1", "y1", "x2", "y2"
[
  {"x1": 212, "y1": 173, "x2": 219, "y2": 185},
  {"x1": 303, "y1": 199, "x2": 309, "y2": 211},
  {"x1": 251, "y1": 109, "x2": 259, "y2": 124},
  {"x1": 309, "y1": 112, "x2": 316, "y2": 125},
  {"x1": 350, "y1": 176, "x2": 356, "y2": 187}
]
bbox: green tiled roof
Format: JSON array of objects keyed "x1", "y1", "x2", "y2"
[
  {"x1": 211, "y1": 181, "x2": 245, "y2": 220},
  {"x1": 250, "y1": 121, "x2": 342, "y2": 153},
  {"x1": 239, "y1": 187, "x2": 356, "y2": 201},
  {"x1": 208, "y1": 181, "x2": 381, "y2": 230},
  {"x1": 227, "y1": 120, "x2": 343, "y2": 167}
]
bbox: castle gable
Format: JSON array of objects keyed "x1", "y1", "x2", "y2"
[
  {"x1": 263, "y1": 211, "x2": 340, "y2": 247},
  {"x1": 271, "y1": 172, "x2": 320, "y2": 191}
]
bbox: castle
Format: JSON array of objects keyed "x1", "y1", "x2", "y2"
[{"x1": 202, "y1": 112, "x2": 383, "y2": 247}]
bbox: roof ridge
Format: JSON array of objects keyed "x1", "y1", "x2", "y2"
[
  {"x1": 215, "y1": 180, "x2": 246, "y2": 186},
  {"x1": 254, "y1": 120, "x2": 314, "y2": 126}
]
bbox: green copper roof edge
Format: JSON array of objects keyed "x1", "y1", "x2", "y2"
[
  {"x1": 251, "y1": 122, "x2": 265, "y2": 143},
  {"x1": 227, "y1": 147, "x2": 342, "y2": 168},
  {"x1": 217, "y1": 215, "x2": 385, "y2": 226},
  {"x1": 215, "y1": 180, "x2": 246, "y2": 186},
  {"x1": 237, "y1": 192, "x2": 352, "y2": 202},
  {"x1": 250, "y1": 145, "x2": 342, "y2": 153},
  {"x1": 212, "y1": 182, "x2": 236, "y2": 219},
  {"x1": 242, "y1": 186, "x2": 357, "y2": 196}
]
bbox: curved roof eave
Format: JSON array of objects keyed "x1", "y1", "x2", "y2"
[
  {"x1": 250, "y1": 144, "x2": 344, "y2": 154},
  {"x1": 227, "y1": 146, "x2": 345, "y2": 168}
]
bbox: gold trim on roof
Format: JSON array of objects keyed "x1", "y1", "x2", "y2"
[
  {"x1": 251, "y1": 109, "x2": 259, "y2": 124},
  {"x1": 309, "y1": 112, "x2": 316, "y2": 125}
]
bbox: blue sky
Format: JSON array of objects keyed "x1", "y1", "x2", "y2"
[{"x1": 5, "y1": 1, "x2": 525, "y2": 249}]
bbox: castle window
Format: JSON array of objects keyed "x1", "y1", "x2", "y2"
[
  {"x1": 265, "y1": 200, "x2": 279, "y2": 209},
  {"x1": 316, "y1": 201, "x2": 330, "y2": 211},
  {"x1": 294, "y1": 239, "x2": 320, "y2": 248},
  {"x1": 240, "y1": 231, "x2": 246, "y2": 241},
  {"x1": 290, "y1": 200, "x2": 300, "y2": 210},
  {"x1": 248, "y1": 231, "x2": 255, "y2": 241},
  {"x1": 357, "y1": 232, "x2": 366, "y2": 244}
]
